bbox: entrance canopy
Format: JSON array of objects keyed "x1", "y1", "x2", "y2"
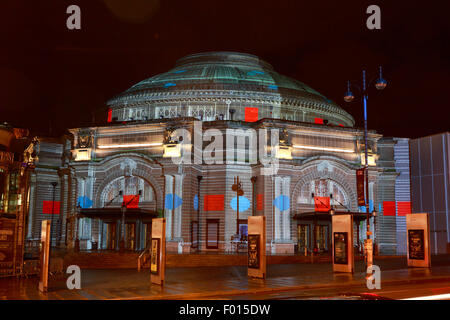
[
  {"x1": 293, "y1": 211, "x2": 374, "y2": 223},
  {"x1": 78, "y1": 207, "x2": 157, "y2": 223}
]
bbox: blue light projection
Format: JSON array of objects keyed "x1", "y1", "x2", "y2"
[
  {"x1": 268, "y1": 85, "x2": 278, "y2": 90},
  {"x1": 359, "y1": 200, "x2": 374, "y2": 213},
  {"x1": 77, "y1": 196, "x2": 93, "y2": 209},
  {"x1": 273, "y1": 195, "x2": 290, "y2": 211},
  {"x1": 165, "y1": 194, "x2": 183, "y2": 210},
  {"x1": 164, "y1": 82, "x2": 177, "y2": 88},
  {"x1": 193, "y1": 194, "x2": 199, "y2": 211},
  {"x1": 247, "y1": 70, "x2": 265, "y2": 76},
  {"x1": 172, "y1": 70, "x2": 186, "y2": 74},
  {"x1": 230, "y1": 196, "x2": 251, "y2": 212}
]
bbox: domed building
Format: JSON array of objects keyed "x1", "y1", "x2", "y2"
[
  {"x1": 106, "y1": 52, "x2": 354, "y2": 126},
  {"x1": 24, "y1": 52, "x2": 400, "y2": 258}
]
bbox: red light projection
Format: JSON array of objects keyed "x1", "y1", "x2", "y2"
[
  {"x1": 257, "y1": 194, "x2": 264, "y2": 211},
  {"x1": 204, "y1": 195, "x2": 225, "y2": 211},
  {"x1": 314, "y1": 117, "x2": 324, "y2": 124},
  {"x1": 123, "y1": 195, "x2": 140, "y2": 208},
  {"x1": 397, "y1": 201, "x2": 411, "y2": 216},
  {"x1": 245, "y1": 107, "x2": 258, "y2": 122},
  {"x1": 383, "y1": 201, "x2": 396, "y2": 216},
  {"x1": 43, "y1": 201, "x2": 60, "y2": 214},
  {"x1": 314, "y1": 196, "x2": 330, "y2": 212},
  {"x1": 107, "y1": 109, "x2": 112, "y2": 122}
]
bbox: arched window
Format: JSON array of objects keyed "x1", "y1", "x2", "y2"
[
  {"x1": 297, "y1": 179, "x2": 349, "y2": 207},
  {"x1": 102, "y1": 176, "x2": 154, "y2": 208}
]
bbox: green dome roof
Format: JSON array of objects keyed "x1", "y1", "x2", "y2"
[
  {"x1": 128, "y1": 52, "x2": 325, "y2": 97},
  {"x1": 107, "y1": 52, "x2": 354, "y2": 126}
]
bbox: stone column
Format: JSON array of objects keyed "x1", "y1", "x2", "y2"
[
  {"x1": 173, "y1": 174, "x2": 184, "y2": 240},
  {"x1": 164, "y1": 174, "x2": 174, "y2": 240},
  {"x1": 282, "y1": 176, "x2": 291, "y2": 240},
  {"x1": 274, "y1": 176, "x2": 282, "y2": 241}
]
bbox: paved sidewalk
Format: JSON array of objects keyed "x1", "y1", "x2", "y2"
[{"x1": 1, "y1": 256, "x2": 450, "y2": 300}]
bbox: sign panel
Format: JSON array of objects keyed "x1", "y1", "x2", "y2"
[
  {"x1": 407, "y1": 213, "x2": 430, "y2": 268},
  {"x1": 408, "y1": 230, "x2": 425, "y2": 260},
  {"x1": 332, "y1": 214, "x2": 354, "y2": 273},
  {"x1": 150, "y1": 218, "x2": 166, "y2": 285},
  {"x1": 150, "y1": 238, "x2": 160, "y2": 274},
  {"x1": 333, "y1": 232, "x2": 348, "y2": 265},
  {"x1": 248, "y1": 234, "x2": 260, "y2": 269},
  {"x1": 247, "y1": 216, "x2": 266, "y2": 279}
]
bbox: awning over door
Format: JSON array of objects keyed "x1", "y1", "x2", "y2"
[{"x1": 78, "y1": 207, "x2": 157, "y2": 223}]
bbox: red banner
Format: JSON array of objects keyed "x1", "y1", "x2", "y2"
[
  {"x1": 397, "y1": 201, "x2": 411, "y2": 216},
  {"x1": 123, "y1": 195, "x2": 140, "y2": 209},
  {"x1": 314, "y1": 197, "x2": 330, "y2": 212},
  {"x1": 314, "y1": 117, "x2": 324, "y2": 124},
  {"x1": 43, "y1": 201, "x2": 60, "y2": 214},
  {"x1": 244, "y1": 107, "x2": 258, "y2": 122},
  {"x1": 257, "y1": 194, "x2": 264, "y2": 211},
  {"x1": 356, "y1": 168, "x2": 365, "y2": 206},
  {"x1": 383, "y1": 201, "x2": 396, "y2": 216},
  {"x1": 204, "y1": 195, "x2": 224, "y2": 211},
  {"x1": 107, "y1": 109, "x2": 112, "y2": 122}
]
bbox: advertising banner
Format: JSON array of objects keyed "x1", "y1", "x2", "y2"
[
  {"x1": 407, "y1": 213, "x2": 430, "y2": 268},
  {"x1": 356, "y1": 169, "x2": 365, "y2": 207},
  {"x1": 332, "y1": 214, "x2": 354, "y2": 273},
  {"x1": 150, "y1": 218, "x2": 166, "y2": 285},
  {"x1": 247, "y1": 216, "x2": 266, "y2": 279}
]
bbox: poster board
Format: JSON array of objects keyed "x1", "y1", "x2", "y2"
[
  {"x1": 406, "y1": 213, "x2": 431, "y2": 268},
  {"x1": 150, "y1": 218, "x2": 166, "y2": 285},
  {"x1": 38, "y1": 220, "x2": 51, "y2": 293},
  {"x1": 247, "y1": 216, "x2": 266, "y2": 279},
  {"x1": 332, "y1": 214, "x2": 354, "y2": 273}
]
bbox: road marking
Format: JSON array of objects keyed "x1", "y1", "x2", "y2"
[{"x1": 402, "y1": 293, "x2": 450, "y2": 300}]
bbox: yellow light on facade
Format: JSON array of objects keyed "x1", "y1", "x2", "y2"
[
  {"x1": 293, "y1": 145, "x2": 354, "y2": 153},
  {"x1": 97, "y1": 142, "x2": 163, "y2": 149},
  {"x1": 163, "y1": 144, "x2": 181, "y2": 158},
  {"x1": 276, "y1": 146, "x2": 293, "y2": 159},
  {"x1": 361, "y1": 154, "x2": 376, "y2": 166},
  {"x1": 73, "y1": 149, "x2": 91, "y2": 161}
]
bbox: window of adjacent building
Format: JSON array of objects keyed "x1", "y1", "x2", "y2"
[{"x1": 206, "y1": 219, "x2": 219, "y2": 249}]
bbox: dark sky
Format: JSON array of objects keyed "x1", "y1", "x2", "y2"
[{"x1": 1, "y1": 0, "x2": 449, "y2": 139}]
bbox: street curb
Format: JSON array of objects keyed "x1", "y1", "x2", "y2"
[{"x1": 109, "y1": 274, "x2": 450, "y2": 300}]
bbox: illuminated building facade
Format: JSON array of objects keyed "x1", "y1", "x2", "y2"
[{"x1": 25, "y1": 52, "x2": 402, "y2": 255}]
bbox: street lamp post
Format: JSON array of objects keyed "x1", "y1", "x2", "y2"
[{"x1": 344, "y1": 67, "x2": 387, "y2": 271}]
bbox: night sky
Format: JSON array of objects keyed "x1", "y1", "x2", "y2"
[{"x1": 1, "y1": 0, "x2": 449, "y2": 139}]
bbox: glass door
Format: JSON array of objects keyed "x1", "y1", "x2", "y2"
[{"x1": 297, "y1": 224, "x2": 309, "y2": 254}]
